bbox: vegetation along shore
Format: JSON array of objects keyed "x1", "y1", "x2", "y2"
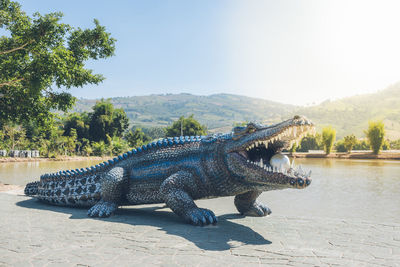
[{"x1": 290, "y1": 151, "x2": 400, "y2": 160}]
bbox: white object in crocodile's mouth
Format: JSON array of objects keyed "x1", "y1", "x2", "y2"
[{"x1": 269, "y1": 153, "x2": 290, "y2": 171}]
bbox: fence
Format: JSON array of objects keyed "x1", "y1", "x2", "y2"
[{"x1": 0, "y1": 150, "x2": 40, "y2": 157}]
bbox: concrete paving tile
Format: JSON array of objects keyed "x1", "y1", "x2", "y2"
[{"x1": 1, "y1": 192, "x2": 400, "y2": 266}]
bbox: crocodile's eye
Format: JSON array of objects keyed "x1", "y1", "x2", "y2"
[
  {"x1": 233, "y1": 126, "x2": 246, "y2": 134},
  {"x1": 247, "y1": 124, "x2": 256, "y2": 133}
]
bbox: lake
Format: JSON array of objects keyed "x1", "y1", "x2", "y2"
[{"x1": 1, "y1": 158, "x2": 399, "y2": 223}]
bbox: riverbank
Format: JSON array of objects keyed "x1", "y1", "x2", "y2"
[
  {"x1": 1, "y1": 152, "x2": 400, "y2": 163},
  {"x1": 0, "y1": 156, "x2": 112, "y2": 163},
  {"x1": 291, "y1": 152, "x2": 400, "y2": 160}
]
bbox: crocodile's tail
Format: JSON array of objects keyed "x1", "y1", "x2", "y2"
[{"x1": 24, "y1": 181, "x2": 39, "y2": 196}]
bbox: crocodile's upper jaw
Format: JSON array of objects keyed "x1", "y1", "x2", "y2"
[{"x1": 225, "y1": 116, "x2": 314, "y2": 189}]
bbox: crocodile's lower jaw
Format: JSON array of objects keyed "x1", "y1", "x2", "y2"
[{"x1": 232, "y1": 142, "x2": 312, "y2": 188}]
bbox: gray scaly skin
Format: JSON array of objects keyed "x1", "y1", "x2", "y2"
[{"x1": 25, "y1": 115, "x2": 314, "y2": 226}]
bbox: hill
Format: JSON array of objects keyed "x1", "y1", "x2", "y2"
[
  {"x1": 296, "y1": 83, "x2": 400, "y2": 139},
  {"x1": 74, "y1": 84, "x2": 400, "y2": 140},
  {"x1": 74, "y1": 93, "x2": 297, "y2": 133}
]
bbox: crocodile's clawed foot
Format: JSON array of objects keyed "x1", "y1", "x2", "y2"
[
  {"x1": 240, "y1": 202, "x2": 271, "y2": 217},
  {"x1": 88, "y1": 201, "x2": 118, "y2": 218},
  {"x1": 184, "y1": 208, "x2": 218, "y2": 226}
]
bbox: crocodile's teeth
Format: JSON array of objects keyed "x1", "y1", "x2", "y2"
[{"x1": 260, "y1": 159, "x2": 263, "y2": 167}]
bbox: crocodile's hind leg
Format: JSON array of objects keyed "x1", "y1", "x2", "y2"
[
  {"x1": 160, "y1": 171, "x2": 217, "y2": 226},
  {"x1": 234, "y1": 190, "x2": 271, "y2": 216},
  {"x1": 88, "y1": 167, "x2": 128, "y2": 218}
]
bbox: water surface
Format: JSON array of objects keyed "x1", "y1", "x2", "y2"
[
  {"x1": 0, "y1": 160, "x2": 103, "y2": 186},
  {"x1": 1, "y1": 158, "x2": 399, "y2": 223},
  {"x1": 263, "y1": 158, "x2": 400, "y2": 223}
]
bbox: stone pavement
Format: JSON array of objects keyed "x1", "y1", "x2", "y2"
[{"x1": 0, "y1": 189, "x2": 399, "y2": 267}]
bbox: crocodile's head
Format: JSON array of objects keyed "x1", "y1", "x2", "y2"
[{"x1": 223, "y1": 115, "x2": 314, "y2": 189}]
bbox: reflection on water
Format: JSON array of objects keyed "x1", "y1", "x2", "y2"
[
  {"x1": 0, "y1": 160, "x2": 104, "y2": 186},
  {"x1": 1, "y1": 158, "x2": 399, "y2": 223}
]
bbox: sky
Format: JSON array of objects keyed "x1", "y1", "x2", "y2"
[{"x1": 10, "y1": 0, "x2": 400, "y2": 105}]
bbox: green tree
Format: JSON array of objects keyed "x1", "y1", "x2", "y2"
[
  {"x1": 343, "y1": 134, "x2": 357, "y2": 153},
  {"x1": 335, "y1": 140, "x2": 346, "y2": 153},
  {"x1": 112, "y1": 108, "x2": 129, "y2": 137},
  {"x1": 46, "y1": 127, "x2": 65, "y2": 157},
  {"x1": 165, "y1": 115, "x2": 207, "y2": 137},
  {"x1": 0, "y1": 130, "x2": 5, "y2": 149},
  {"x1": 81, "y1": 138, "x2": 92, "y2": 156},
  {"x1": 0, "y1": 0, "x2": 116, "y2": 125},
  {"x1": 88, "y1": 100, "x2": 128, "y2": 142},
  {"x1": 322, "y1": 126, "x2": 336, "y2": 154},
  {"x1": 91, "y1": 141, "x2": 106, "y2": 156},
  {"x1": 297, "y1": 133, "x2": 322, "y2": 152},
  {"x1": 2, "y1": 124, "x2": 26, "y2": 150},
  {"x1": 125, "y1": 128, "x2": 150, "y2": 148},
  {"x1": 353, "y1": 139, "x2": 369, "y2": 150},
  {"x1": 382, "y1": 139, "x2": 390, "y2": 150},
  {"x1": 289, "y1": 143, "x2": 297, "y2": 154},
  {"x1": 390, "y1": 139, "x2": 400, "y2": 149},
  {"x1": 63, "y1": 112, "x2": 89, "y2": 140},
  {"x1": 141, "y1": 126, "x2": 166, "y2": 140},
  {"x1": 110, "y1": 136, "x2": 129, "y2": 155},
  {"x1": 65, "y1": 128, "x2": 77, "y2": 155},
  {"x1": 365, "y1": 121, "x2": 385, "y2": 154}
]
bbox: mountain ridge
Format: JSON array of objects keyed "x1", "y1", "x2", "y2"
[{"x1": 74, "y1": 83, "x2": 400, "y2": 140}]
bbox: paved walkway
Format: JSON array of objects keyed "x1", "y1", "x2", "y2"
[{"x1": 0, "y1": 189, "x2": 399, "y2": 266}]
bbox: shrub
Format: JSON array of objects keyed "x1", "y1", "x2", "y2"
[
  {"x1": 365, "y1": 121, "x2": 385, "y2": 154},
  {"x1": 92, "y1": 141, "x2": 107, "y2": 156},
  {"x1": 322, "y1": 126, "x2": 336, "y2": 154}
]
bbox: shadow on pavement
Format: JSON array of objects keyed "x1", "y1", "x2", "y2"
[{"x1": 17, "y1": 198, "x2": 271, "y2": 251}]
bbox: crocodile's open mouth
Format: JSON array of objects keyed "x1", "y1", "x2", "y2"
[
  {"x1": 239, "y1": 141, "x2": 283, "y2": 169},
  {"x1": 234, "y1": 125, "x2": 313, "y2": 188}
]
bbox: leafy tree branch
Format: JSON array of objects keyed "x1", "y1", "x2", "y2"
[{"x1": 0, "y1": 0, "x2": 116, "y2": 125}]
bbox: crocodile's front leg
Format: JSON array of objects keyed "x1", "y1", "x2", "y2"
[
  {"x1": 234, "y1": 190, "x2": 271, "y2": 217},
  {"x1": 88, "y1": 167, "x2": 128, "y2": 218},
  {"x1": 160, "y1": 171, "x2": 217, "y2": 226}
]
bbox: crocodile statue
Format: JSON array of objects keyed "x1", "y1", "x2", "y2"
[{"x1": 25, "y1": 115, "x2": 314, "y2": 226}]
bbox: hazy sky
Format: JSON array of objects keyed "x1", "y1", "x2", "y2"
[{"x1": 12, "y1": 0, "x2": 400, "y2": 105}]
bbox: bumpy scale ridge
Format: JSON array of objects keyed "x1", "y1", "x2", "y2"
[{"x1": 39, "y1": 136, "x2": 209, "y2": 183}]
